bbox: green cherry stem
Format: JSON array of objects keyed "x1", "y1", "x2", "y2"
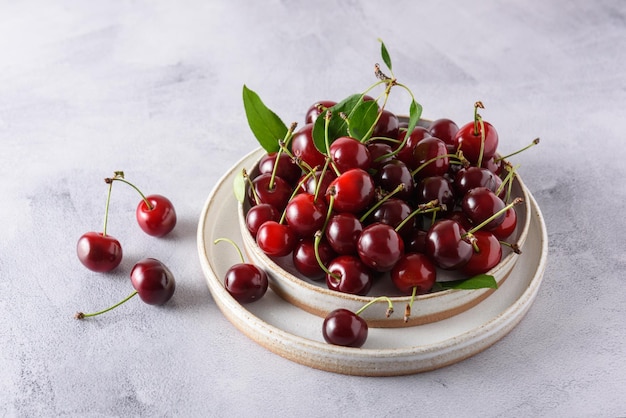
[
  {"x1": 102, "y1": 177, "x2": 114, "y2": 236},
  {"x1": 75, "y1": 291, "x2": 138, "y2": 320},
  {"x1": 354, "y1": 295, "x2": 394, "y2": 318},
  {"x1": 214, "y1": 238, "x2": 246, "y2": 264},
  {"x1": 477, "y1": 115, "x2": 486, "y2": 168},
  {"x1": 464, "y1": 197, "x2": 523, "y2": 238},
  {"x1": 495, "y1": 138, "x2": 540, "y2": 162},
  {"x1": 473, "y1": 101, "x2": 484, "y2": 135},
  {"x1": 394, "y1": 200, "x2": 443, "y2": 232},
  {"x1": 404, "y1": 286, "x2": 418, "y2": 322},
  {"x1": 268, "y1": 122, "x2": 298, "y2": 190},
  {"x1": 107, "y1": 174, "x2": 152, "y2": 210},
  {"x1": 314, "y1": 231, "x2": 340, "y2": 281},
  {"x1": 358, "y1": 183, "x2": 405, "y2": 224}
]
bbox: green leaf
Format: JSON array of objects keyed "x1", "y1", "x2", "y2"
[
  {"x1": 348, "y1": 100, "x2": 380, "y2": 141},
  {"x1": 437, "y1": 274, "x2": 498, "y2": 290},
  {"x1": 378, "y1": 38, "x2": 392, "y2": 71},
  {"x1": 242, "y1": 85, "x2": 288, "y2": 153},
  {"x1": 312, "y1": 93, "x2": 364, "y2": 153},
  {"x1": 402, "y1": 99, "x2": 422, "y2": 142},
  {"x1": 233, "y1": 169, "x2": 246, "y2": 203}
]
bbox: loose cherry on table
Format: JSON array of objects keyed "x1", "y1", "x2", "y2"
[
  {"x1": 214, "y1": 238, "x2": 268, "y2": 303},
  {"x1": 75, "y1": 258, "x2": 176, "y2": 319},
  {"x1": 322, "y1": 296, "x2": 394, "y2": 348}
]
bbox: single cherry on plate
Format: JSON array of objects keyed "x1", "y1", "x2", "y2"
[
  {"x1": 215, "y1": 238, "x2": 268, "y2": 303},
  {"x1": 75, "y1": 258, "x2": 176, "y2": 319}
]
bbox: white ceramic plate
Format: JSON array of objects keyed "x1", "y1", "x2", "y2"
[{"x1": 197, "y1": 150, "x2": 548, "y2": 376}]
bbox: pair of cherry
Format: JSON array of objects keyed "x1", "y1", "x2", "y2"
[{"x1": 75, "y1": 172, "x2": 177, "y2": 319}]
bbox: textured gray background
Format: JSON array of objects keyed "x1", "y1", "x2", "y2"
[{"x1": 1, "y1": 1, "x2": 625, "y2": 416}]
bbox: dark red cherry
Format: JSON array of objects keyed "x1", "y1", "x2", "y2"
[
  {"x1": 490, "y1": 207, "x2": 517, "y2": 240},
  {"x1": 462, "y1": 231, "x2": 502, "y2": 276},
  {"x1": 326, "y1": 255, "x2": 373, "y2": 296},
  {"x1": 322, "y1": 308, "x2": 368, "y2": 348},
  {"x1": 425, "y1": 219, "x2": 473, "y2": 270},
  {"x1": 324, "y1": 212, "x2": 363, "y2": 255},
  {"x1": 325, "y1": 168, "x2": 375, "y2": 214},
  {"x1": 416, "y1": 176, "x2": 455, "y2": 214},
  {"x1": 391, "y1": 252, "x2": 437, "y2": 295},
  {"x1": 461, "y1": 187, "x2": 506, "y2": 230},
  {"x1": 76, "y1": 232, "x2": 123, "y2": 272},
  {"x1": 305, "y1": 100, "x2": 337, "y2": 124},
  {"x1": 428, "y1": 118, "x2": 459, "y2": 151},
  {"x1": 454, "y1": 166, "x2": 502, "y2": 197},
  {"x1": 130, "y1": 258, "x2": 176, "y2": 305},
  {"x1": 375, "y1": 160, "x2": 414, "y2": 201},
  {"x1": 372, "y1": 109, "x2": 400, "y2": 139},
  {"x1": 455, "y1": 120, "x2": 499, "y2": 165},
  {"x1": 405, "y1": 228, "x2": 428, "y2": 253},
  {"x1": 245, "y1": 203, "x2": 279, "y2": 238},
  {"x1": 395, "y1": 126, "x2": 430, "y2": 168},
  {"x1": 365, "y1": 198, "x2": 414, "y2": 239},
  {"x1": 258, "y1": 152, "x2": 302, "y2": 186},
  {"x1": 291, "y1": 123, "x2": 326, "y2": 169},
  {"x1": 329, "y1": 136, "x2": 371, "y2": 173},
  {"x1": 255, "y1": 221, "x2": 297, "y2": 257},
  {"x1": 224, "y1": 263, "x2": 268, "y2": 303},
  {"x1": 292, "y1": 238, "x2": 335, "y2": 280},
  {"x1": 297, "y1": 169, "x2": 337, "y2": 196},
  {"x1": 481, "y1": 155, "x2": 504, "y2": 176},
  {"x1": 136, "y1": 194, "x2": 177, "y2": 237},
  {"x1": 285, "y1": 193, "x2": 327, "y2": 238},
  {"x1": 357, "y1": 223, "x2": 405, "y2": 272},
  {"x1": 367, "y1": 142, "x2": 395, "y2": 170},
  {"x1": 412, "y1": 137, "x2": 450, "y2": 178},
  {"x1": 248, "y1": 173, "x2": 292, "y2": 211}
]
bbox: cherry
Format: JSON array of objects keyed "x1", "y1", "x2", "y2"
[
  {"x1": 322, "y1": 308, "x2": 368, "y2": 348},
  {"x1": 328, "y1": 136, "x2": 371, "y2": 173},
  {"x1": 415, "y1": 176, "x2": 455, "y2": 214},
  {"x1": 412, "y1": 137, "x2": 450, "y2": 178},
  {"x1": 405, "y1": 228, "x2": 428, "y2": 253},
  {"x1": 375, "y1": 160, "x2": 414, "y2": 201},
  {"x1": 305, "y1": 100, "x2": 336, "y2": 124},
  {"x1": 461, "y1": 187, "x2": 506, "y2": 230},
  {"x1": 135, "y1": 194, "x2": 177, "y2": 237},
  {"x1": 325, "y1": 168, "x2": 375, "y2": 214},
  {"x1": 76, "y1": 232, "x2": 123, "y2": 272},
  {"x1": 372, "y1": 109, "x2": 400, "y2": 139},
  {"x1": 365, "y1": 198, "x2": 414, "y2": 239},
  {"x1": 454, "y1": 166, "x2": 502, "y2": 197},
  {"x1": 490, "y1": 206, "x2": 517, "y2": 240},
  {"x1": 296, "y1": 169, "x2": 336, "y2": 196},
  {"x1": 75, "y1": 258, "x2": 176, "y2": 320},
  {"x1": 293, "y1": 238, "x2": 335, "y2": 280},
  {"x1": 258, "y1": 152, "x2": 302, "y2": 186},
  {"x1": 324, "y1": 212, "x2": 363, "y2": 255},
  {"x1": 391, "y1": 252, "x2": 436, "y2": 295},
  {"x1": 255, "y1": 221, "x2": 297, "y2": 257},
  {"x1": 245, "y1": 203, "x2": 279, "y2": 238},
  {"x1": 425, "y1": 219, "x2": 473, "y2": 270},
  {"x1": 357, "y1": 223, "x2": 404, "y2": 272},
  {"x1": 428, "y1": 118, "x2": 459, "y2": 151},
  {"x1": 461, "y1": 231, "x2": 502, "y2": 276},
  {"x1": 291, "y1": 123, "x2": 326, "y2": 169},
  {"x1": 325, "y1": 255, "x2": 373, "y2": 295},
  {"x1": 395, "y1": 126, "x2": 430, "y2": 168},
  {"x1": 455, "y1": 102, "x2": 499, "y2": 165},
  {"x1": 367, "y1": 142, "x2": 395, "y2": 170},
  {"x1": 285, "y1": 193, "x2": 327, "y2": 238},
  {"x1": 215, "y1": 238, "x2": 268, "y2": 303},
  {"x1": 248, "y1": 173, "x2": 293, "y2": 211}
]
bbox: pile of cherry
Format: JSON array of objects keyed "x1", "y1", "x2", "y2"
[{"x1": 74, "y1": 172, "x2": 177, "y2": 319}]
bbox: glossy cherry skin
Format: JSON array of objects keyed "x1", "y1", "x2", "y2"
[
  {"x1": 490, "y1": 207, "x2": 517, "y2": 240},
  {"x1": 461, "y1": 187, "x2": 506, "y2": 230},
  {"x1": 322, "y1": 308, "x2": 368, "y2": 348},
  {"x1": 325, "y1": 213, "x2": 363, "y2": 255},
  {"x1": 412, "y1": 137, "x2": 450, "y2": 178},
  {"x1": 416, "y1": 176, "x2": 455, "y2": 214},
  {"x1": 391, "y1": 252, "x2": 437, "y2": 295},
  {"x1": 425, "y1": 219, "x2": 473, "y2": 270},
  {"x1": 285, "y1": 193, "x2": 327, "y2": 238},
  {"x1": 290, "y1": 123, "x2": 326, "y2": 169},
  {"x1": 136, "y1": 194, "x2": 177, "y2": 237},
  {"x1": 405, "y1": 228, "x2": 428, "y2": 254},
  {"x1": 296, "y1": 169, "x2": 337, "y2": 196},
  {"x1": 454, "y1": 166, "x2": 502, "y2": 197},
  {"x1": 245, "y1": 203, "x2": 279, "y2": 238},
  {"x1": 292, "y1": 238, "x2": 336, "y2": 280},
  {"x1": 367, "y1": 142, "x2": 395, "y2": 170},
  {"x1": 130, "y1": 258, "x2": 176, "y2": 305},
  {"x1": 372, "y1": 109, "x2": 400, "y2": 139},
  {"x1": 76, "y1": 232, "x2": 123, "y2": 272},
  {"x1": 462, "y1": 231, "x2": 502, "y2": 276},
  {"x1": 357, "y1": 223, "x2": 405, "y2": 272},
  {"x1": 224, "y1": 263, "x2": 268, "y2": 303},
  {"x1": 255, "y1": 221, "x2": 297, "y2": 257},
  {"x1": 365, "y1": 198, "x2": 415, "y2": 239},
  {"x1": 325, "y1": 168, "x2": 375, "y2": 214},
  {"x1": 248, "y1": 173, "x2": 292, "y2": 211},
  {"x1": 258, "y1": 152, "x2": 302, "y2": 186},
  {"x1": 395, "y1": 126, "x2": 430, "y2": 168},
  {"x1": 329, "y1": 136, "x2": 371, "y2": 173},
  {"x1": 305, "y1": 100, "x2": 337, "y2": 124},
  {"x1": 326, "y1": 255, "x2": 373, "y2": 295},
  {"x1": 428, "y1": 118, "x2": 459, "y2": 151},
  {"x1": 375, "y1": 160, "x2": 414, "y2": 201},
  {"x1": 455, "y1": 120, "x2": 499, "y2": 165}
]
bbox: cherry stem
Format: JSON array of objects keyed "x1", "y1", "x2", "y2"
[
  {"x1": 496, "y1": 138, "x2": 540, "y2": 162},
  {"x1": 410, "y1": 153, "x2": 464, "y2": 177},
  {"x1": 355, "y1": 295, "x2": 394, "y2": 318},
  {"x1": 102, "y1": 178, "x2": 114, "y2": 236},
  {"x1": 500, "y1": 240, "x2": 522, "y2": 254},
  {"x1": 464, "y1": 197, "x2": 523, "y2": 237},
  {"x1": 278, "y1": 169, "x2": 316, "y2": 224},
  {"x1": 107, "y1": 175, "x2": 152, "y2": 210},
  {"x1": 269, "y1": 122, "x2": 298, "y2": 190},
  {"x1": 496, "y1": 164, "x2": 520, "y2": 203},
  {"x1": 477, "y1": 115, "x2": 486, "y2": 167},
  {"x1": 214, "y1": 238, "x2": 246, "y2": 264},
  {"x1": 314, "y1": 157, "x2": 332, "y2": 202},
  {"x1": 75, "y1": 290, "x2": 138, "y2": 320},
  {"x1": 394, "y1": 200, "x2": 442, "y2": 232},
  {"x1": 404, "y1": 286, "x2": 418, "y2": 322},
  {"x1": 242, "y1": 169, "x2": 261, "y2": 206},
  {"x1": 314, "y1": 231, "x2": 340, "y2": 281},
  {"x1": 358, "y1": 183, "x2": 405, "y2": 223},
  {"x1": 473, "y1": 101, "x2": 484, "y2": 135}
]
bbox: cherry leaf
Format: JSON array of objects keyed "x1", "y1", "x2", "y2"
[
  {"x1": 312, "y1": 93, "x2": 363, "y2": 153},
  {"x1": 233, "y1": 169, "x2": 246, "y2": 203},
  {"x1": 401, "y1": 98, "x2": 422, "y2": 142},
  {"x1": 242, "y1": 85, "x2": 288, "y2": 153},
  {"x1": 348, "y1": 100, "x2": 380, "y2": 141},
  {"x1": 378, "y1": 38, "x2": 392, "y2": 71},
  {"x1": 437, "y1": 274, "x2": 498, "y2": 290}
]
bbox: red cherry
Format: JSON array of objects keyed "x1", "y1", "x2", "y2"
[
  {"x1": 416, "y1": 176, "x2": 455, "y2": 214},
  {"x1": 375, "y1": 160, "x2": 415, "y2": 201},
  {"x1": 425, "y1": 219, "x2": 473, "y2": 270},
  {"x1": 367, "y1": 142, "x2": 395, "y2": 170},
  {"x1": 324, "y1": 212, "x2": 363, "y2": 255},
  {"x1": 285, "y1": 193, "x2": 328, "y2": 238},
  {"x1": 461, "y1": 187, "x2": 506, "y2": 230},
  {"x1": 76, "y1": 232, "x2": 123, "y2": 272},
  {"x1": 454, "y1": 166, "x2": 502, "y2": 197},
  {"x1": 391, "y1": 253, "x2": 437, "y2": 295},
  {"x1": 490, "y1": 207, "x2": 517, "y2": 240},
  {"x1": 412, "y1": 137, "x2": 450, "y2": 178},
  {"x1": 305, "y1": 100, "x2": 336, "y2": 124},
  {"x1": 455, "y1": 120, "x2": 499, "y2": 165},
  {"x1": 291, "y1": 123, "x2": 326, "y2": 169},
  {"x1": 224, "y1": 263, "x2": 269, "y2": 303},
  {"x1": 325, "y1": 168, "x2": 375, "y2": 214},
  {"x1": 130, "y1": 258, "x2": 176, "y2": 305},
  {"x1": 292, "y1": 238, "x2": 335, "y2": 280},
  {"x1": 245, "y1": 203, "x2": 279, "y2": 238},
  {"x1": 462, "y1": 231, "x2": 502, "y2": 276},
  {"x1": 357, "y1": 223, "x2": 405, "y2": 272},
  {"x1": 248, "y1": 173, "x2": 293, "y2": 211},
  {"x1": 296, "y1": 169, "x2": 337, "y2": 196},
  {"x1": 428, "y1": 118, "x2": 459, "y2": 151},
  {"x1": 329, "y1": 136, "x2": 371, "y2": 173},
  {"x1": 136, "y1": 194, "x2": 177, "y2": 237},
  {"x1": 258, "y1": 152, "x2": 302, "y2": 186},
  {"x1": 255, "y1": 221, "x2": 297, "y2": 257},
  {"x1": 322, "y1": 308, "x2": 368, "y2": 348},
  {"x1": 395, "y1": 126, "x2": 430, "y2": 168},
  {"x1": 326, "y1": 255, "x2": 373, "y2": 295},
  {"x1": 372, "y1": 109, "x2": 399, "y2": 139}
]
